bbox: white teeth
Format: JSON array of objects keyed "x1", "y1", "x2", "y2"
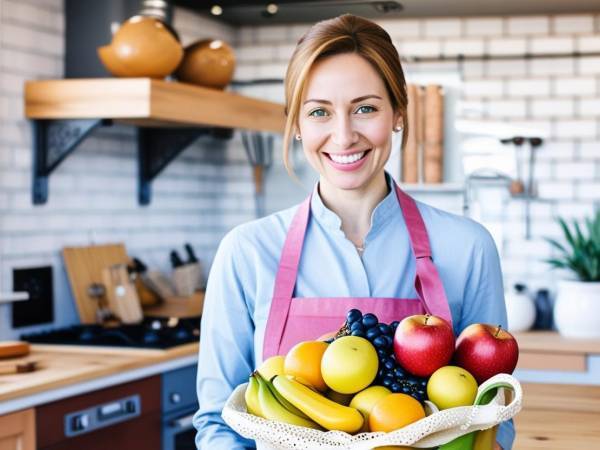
[{"x1": 329, "y1": 151, "x2": 365, "y2": 164}]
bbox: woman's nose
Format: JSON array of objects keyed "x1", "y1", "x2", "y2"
[{"x1": 331, "y1": 117, "x2": 358, "y2": 149}]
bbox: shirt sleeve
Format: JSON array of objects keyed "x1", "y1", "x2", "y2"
[
  {"x1": 193, "y1": 228, "x2": 257, "y2": 450},
  {"x1": 459, "y1": 224, "x2": 515, "y2": 450}
]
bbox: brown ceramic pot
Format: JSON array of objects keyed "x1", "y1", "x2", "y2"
[
  {"x1": 98, "y1": 15, "x2": 183, "y2": 79},
  {"x1": 175, "y1": 39, "x2": 236, "y2": 89}
]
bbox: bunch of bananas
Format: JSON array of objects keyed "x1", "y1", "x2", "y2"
[{"x1": 244, "y1": 371, "x2": 364, "y2": 434}]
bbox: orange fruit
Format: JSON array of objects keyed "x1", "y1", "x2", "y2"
[
  {"x1": 369, "y1": 393, "x2": 426, "y2": 433},
  {"x1": 284, "y1": 340, "x2": 329, "y2": 392}
]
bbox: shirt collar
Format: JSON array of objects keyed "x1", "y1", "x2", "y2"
[{"x1": 310, "y1": 172, "x2": 399, "y2": 239}]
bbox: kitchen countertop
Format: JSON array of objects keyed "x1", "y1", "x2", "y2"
[{"x1": 0, "y1": 342, "x2": 199, "y2": 415}]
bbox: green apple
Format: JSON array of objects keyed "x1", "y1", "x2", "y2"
[
  {"x1": 427, "y1": 365, "x2": 478, "y2": 410},
  {"x1": 349, "y1": 385, "x2": 391, "y2": 432},
  {"x1": 321, "y1": 336, "x2": 378, "y2": 394}
]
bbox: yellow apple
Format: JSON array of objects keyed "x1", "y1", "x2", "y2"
[
  {"x1": 349, "y1": 385, "x2": 391, "y2": 432},
  {"x1": 321, "y1": 336, "x2": 378, "y2": 394},
  {"x1": 426, "y1": 365, "x2": 478, "y2": 410},
  {"x1": 257, "y1": 355, "x2": 285, "y2": 381}
]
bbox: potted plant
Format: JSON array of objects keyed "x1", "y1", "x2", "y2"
[{"x1": 546, "y1": 210, "x2": 600, "y2": 338}]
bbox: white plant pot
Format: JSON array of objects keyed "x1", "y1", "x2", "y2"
[{"x1": 554, "y1": 280, "x2": 600, "y2": 338}]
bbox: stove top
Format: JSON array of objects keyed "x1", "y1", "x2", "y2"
[{"x1": 21, "y1": 317, "x2": 201, "y2": 349}]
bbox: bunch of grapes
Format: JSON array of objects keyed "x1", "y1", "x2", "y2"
[{"x1": 344, "y1": 308, "x2": 428, "y2": 402}]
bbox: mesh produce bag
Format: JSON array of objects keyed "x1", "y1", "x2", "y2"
[{"x1": 222, "y1": 373, "x2": 522, "y2": 450}]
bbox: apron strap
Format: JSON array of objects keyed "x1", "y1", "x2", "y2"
[
  {"x1": 263, "y1": 195, "x2": 312, "y2": 359},
  {"x1": 394, "y1": 184, "x2": 453, "y2": 326}
]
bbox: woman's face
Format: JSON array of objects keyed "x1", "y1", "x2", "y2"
[{"x1": 298, "y1": 52, "x2": 400, "y2": 192}]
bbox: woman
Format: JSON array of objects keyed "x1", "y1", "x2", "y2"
[{"x1": 194, "y1": 14, "x2": 514, "y2": 450}]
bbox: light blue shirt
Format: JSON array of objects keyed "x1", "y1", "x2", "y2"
[{"x1": 194, "y1": 174, "x2": 514, "y2": 450}]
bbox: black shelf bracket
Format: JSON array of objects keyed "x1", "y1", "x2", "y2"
[
  {"x1": 137, "y1": 126, "x2": 233, "y2": 205},
  {"x1": 32, "y1": 118, "x2": 108, "y2": 204},
  {"x1": 31, "y1": 118, "x2": 233, "y2": 206}
]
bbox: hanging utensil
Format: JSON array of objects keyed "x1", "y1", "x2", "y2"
[{"x1": 242, "y1": 131, "x2": 273, "y2": 217}]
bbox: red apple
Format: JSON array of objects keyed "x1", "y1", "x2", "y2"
[
  {"x1": 453, "y1": 323, "x2": 519, "y2": 384},
  {"x1": 393, "y1": 314, "x2": 455, "y2": 377}
]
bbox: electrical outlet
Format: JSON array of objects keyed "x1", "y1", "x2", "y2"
[{"x1": 12, "y1": 266, "x2": 54, "y2": 328}]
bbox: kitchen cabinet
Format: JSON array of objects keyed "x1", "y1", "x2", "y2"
[
  {"x1": 36, "y1": 375, "x2": 161, "y2": 450},
  {"x1": 23, "y1": 78, "x2": 286, "y2": 205},
  {"x1": 0, "y1": 408, "x2": 36, "y2": 450}
]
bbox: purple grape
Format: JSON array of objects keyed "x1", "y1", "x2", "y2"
[
  {"x1": 346, "y1": 309, "x2": 362, "y2": 325},
  {"x1": 362, "y1": 313, "x2": 378, "y2": 328},
  {"x1": 366, "y1": 327, "x2": 381, "y2": 340}
]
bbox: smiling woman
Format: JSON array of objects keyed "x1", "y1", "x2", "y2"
[{"x1": 194, "y1": 14, "x2": 512, "y2": 450}]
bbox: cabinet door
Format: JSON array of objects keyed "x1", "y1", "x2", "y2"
[{"x1": 0, "y1": 408, "x2": 36, "y2": 450}]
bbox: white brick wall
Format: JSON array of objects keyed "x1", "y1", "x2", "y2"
[{"x1": 2, "y1": 6, "x2": 600, "y2": 337}]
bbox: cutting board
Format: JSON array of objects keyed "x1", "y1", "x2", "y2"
[
  {"x1": 63, "y1": 244, "x2": 130, "y2": 324},
  {"x1": 102, "y1": 264, "x2": 143, "y2": 324}
]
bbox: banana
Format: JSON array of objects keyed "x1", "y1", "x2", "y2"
[
  {"x1": 256, "y1": 371, "x2": 321, "y2": 429},
  {"x1": 272, "y1": 375, "x2": 364, "y2": 433},
  {"x1": 262, "y1": 375, "x2": 312, "y2": 420},
  {"x1": 244, "y1": 373, "x2": 263, "y2": 417}
]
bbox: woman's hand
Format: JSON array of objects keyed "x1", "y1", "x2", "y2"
[{"x1": 494, "y1": 443, "x2": 503, "y2": 450}]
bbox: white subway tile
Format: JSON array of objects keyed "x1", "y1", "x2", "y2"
[
  {"x1": 553, "y1": 77, "x2": 597, "y2": 96},
  {"x1": 531, "y1": 99, "x2": 575, "y2": 118},
  {"x1": 235, "y1": 27, "x2": 256, "y2": 46},
  {"x1": 530, "y1": 202, "x2": 554, "y2": 219},
  {"x1": 0, "y1": 49, "x2": 61, "y2": 77},
  {"x1": 530, "y1": 37, "x2": 574, "y2": 54},
  {"x1": 464, "y1": 17, "x2": 504, "y2": 37},
  {"x1": 423, "y1": 19, "x2": 462, "y2": 37},
  {"x1": 507, "y1": 16, "x2": 550, "y2": 36},
  {"x1": 255, "y1": 62, "x2": 287, "y2": 79},
  {"x1": 555, "y1": 202, "x2": 597, "y2": 219},
  {"x1": 461, "y1": 60, "x2": 485, "y2": 78},
  {"x1": 507, "y1": 78, "x2": 551, "y2": 97},
  {"x1": 487, "y1": 100, "x2": 527, "y2": 118},
  {"x1": 488, "y1": 38, "x2": 527, "y2": 55},
  {"x1": 232, "y1": 64, "x2": 259, "y2": 81},
  {"x1": 456, "y1": 99, "x2": 486, "y2": 118},
  {"x1": 537, "y1": 181, "x2": 574, "y2": 199},
  {"x1": 13, "y1": 148, "x2": 31, "y2": 169},
  {"x1": 235, "y1": 45, "x2": 276, "y2": 63},
  {"x1": 289, "y1": 24, "x2": 310, "y2": 43},
  {"x1": 0, "y1": 23, "x2": 63, "y2": 56},
  {"x1": 256, "y1": 25, "x2": 289, "y2": 44},
  {"x1": 442, "y1": 39, "x2": 484, "y2": 57},
  {"x1": 578, "y1": 98, "x2": 600, "y2": 116},
  {"x1": 555, "y1": 162, "x2": 596, "y2": 180},
  {"x1": 537, "y1": 141, "x2": 577, "y2": 160},
  {"x1": 461, "y1": 79, "x2": 504, "y2": 98},
  {"x1": 553, "y1": 15, "x2": 595, "y2": 35},
  {"x1": 530, "y1": 57, "x2": 574, "y2": 76},
  {"x1": 486, "y1": 59, "x2": 527, "y2": 77},
  {"x1": 533, "y1": 161, "x2": 553, "y2": 179},
  {"x1": 579, "y1": 141, "x2": 600, "y2": 159},
  {"x1": 274, "y1": 43, "x2": 296, "y2": 61},
  {"x1": 378, "y1": 19, "x2": 421, "y2": 38},
  {"x1": 553, "y1": 120, "x2": 598, "y2": 139},
  {"x1": 400, "y1": 40, "x2": 442, "y2": 57},
  {"x1": 578, "y1": 57, "x2": 600, "y2": 74},
  {"x1": 577, "y1": 36, "x2": 600, "y2": 52},
  {"x1": 0, "y1": 170, "x2": 28, "y2": 189},
  {"x1": 505, "y1": 238, "x2": 552, "y2": 258},
  {"x1": 2, "y1": 0, "x2": 63, "y2": 32},
  {"x1": 575, "y1": 182, "x2": 600, "y2": 200}
]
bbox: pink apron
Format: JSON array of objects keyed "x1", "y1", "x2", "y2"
[{"x1": 263, "y1": 183, "x2": 453, "y2": 360}]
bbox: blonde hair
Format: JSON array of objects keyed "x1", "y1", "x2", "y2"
[{"x1": 282, "y1": 14, "x2": 409, "y2": 176}]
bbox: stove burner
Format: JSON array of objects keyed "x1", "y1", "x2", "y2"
[{"x1": 21, "y1": 317, "x2": 201, "y2": 349}]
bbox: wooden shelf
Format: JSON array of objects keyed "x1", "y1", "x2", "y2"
[
  {"x1": 23, "y1": 78, "x2": 286, "y2": 205},
  {"x1": 25, "y1": 78, "x2": 286, "y2": 132}
]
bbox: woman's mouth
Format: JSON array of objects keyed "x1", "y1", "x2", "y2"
[{"x1": 323, "y1": 149, "x2": 371, "y2": 172}]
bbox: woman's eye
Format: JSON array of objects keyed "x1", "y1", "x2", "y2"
[
  {"x1": 308, "y1": 108, "x2": 328, "y2": 117},
  {"x1": 355, "y1": 105, "x2": 376, "y2": 114}
]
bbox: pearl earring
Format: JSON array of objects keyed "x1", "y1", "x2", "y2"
[
  {"x1": 295, "y1": 134, "x2": 302, "y2": 141},
  {"x1": 393, "y1": 126, "x2": 403, "y2": 133}
]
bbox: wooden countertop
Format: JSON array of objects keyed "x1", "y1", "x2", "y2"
[
  {"x1": 0, "y1": 343, "x2": 198, "y2": 404},
  {"x1": 513, "y1": 331, "x2": 600, "y2": 355}
]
